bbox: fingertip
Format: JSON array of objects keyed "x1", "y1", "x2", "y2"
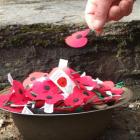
[
  {"x1": 85, "y1": 14, "x2": 95, "y2": 30},
  {"x1": 108, "y1": 6, "x2": 122, "y2": 21},
  {"x1": 88, "y1": 20, "x2": 104, "y2": 31},
  {"x1": 119, "y1": 0, "x2": 133, "y2": 16},
  {"x1": 92, "y1": 19, "x2": 105, "y2": 30}
]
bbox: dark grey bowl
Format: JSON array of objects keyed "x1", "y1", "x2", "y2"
[{"x1": 11, "y1": 88, "x2": 132, "y2": 140}]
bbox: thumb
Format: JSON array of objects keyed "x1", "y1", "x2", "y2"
[{"x1": 85, "y1": 0, "x2": 113, "y2": 30}]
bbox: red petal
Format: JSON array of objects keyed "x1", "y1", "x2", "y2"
[
  {"x1": 65, "y1": 36, "x2": 88, "y2": 48},
  {"x1": 76, "y1": 76, "x2": 97, "y2": 88},
  {"x1": 13, "y1": 80, "x2": 25, "y2": 94},
  {"x1": 111, "y1": 87, "x2": 124, "y2": 95},
  {"x1": 45, "y1": 92, "x2": 63, "y2": 104},
  {"x1": 102, "y1": 81, "x2": 115, "y2": 88},
  {"x1": 0, "y1": 93, "x2": 23, "y2": 113},
  {"x1": 64, "y1": 87, "x2": 84, "y2": 107},
  {"x1": 35, "y1": 100, "x2": 45, "y2": 108},
  {"x1": 23, "y1": 72, "x2": 48, "y2": 88},
  {"x1": 65, "y1": 68, "x2": 80, "y2": 79},
  {"x1": 0, "y1": 93, "x2": 11, "y2": 108}
]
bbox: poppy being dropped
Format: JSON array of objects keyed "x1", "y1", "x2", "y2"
[{"x1": 65, "y1": 29, "x2": 90, "y2": 48}]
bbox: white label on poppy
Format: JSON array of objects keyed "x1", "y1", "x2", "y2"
[
  {"x1": 21, "y1": 106, "x2": 34, "y2": 115},
  {"x1": 106, "y1": 91, "x2": 112, "y2": 96},
  {"x1": 43, "y1": 103, "x2": 54, "y2": 113},
  {"x1": 10, "y1": 104, "x2": 25, "y2": 108},
  {"x1": 80, "y1": 72, "x2": 86, "y2": 77},
  {"x1": 58, "y1": 59, "x2": 68, "y2": 69},
  {"x1": 8, "y1": 73, "x2": 13, "y2": 85},
  {"x1": 36, "y1": 76, "x2": 48, "y2": 82},
  {"x1": 49, "y1": 69, "x2": 75, "y2": 96},
  {"x1": 62, "y1": 92, "x2": 70, "y2": 99},
  {"x1": 93, "y1": 78, "x2": 103, "y2": 84},
  {"x1": 85, "y1": 86, "x2": 93, "y2": 91}
]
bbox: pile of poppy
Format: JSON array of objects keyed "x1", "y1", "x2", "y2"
[{"x1": 0, "y1": 66, "x2": 124, "y2": 114}]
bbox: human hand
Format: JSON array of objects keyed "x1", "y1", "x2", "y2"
[{"x1": 85, "y1": 0, "x2": 134, "y2": 32}]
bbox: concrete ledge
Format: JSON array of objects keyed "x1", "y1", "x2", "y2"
[{"x1": 0, "y1": 0, "x2": 139, "y2": 26}]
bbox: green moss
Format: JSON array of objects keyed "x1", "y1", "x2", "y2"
[
  {"x1": 0, "y1": 21, "x2": 140, "y2": 49},
  {"x1": 0, "y1": 83, "x2": 9, "y2": 91}
]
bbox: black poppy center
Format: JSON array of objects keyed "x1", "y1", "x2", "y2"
[
  {"x1": 44, "y1": 85, "x2": 50, "y2": 90},
  {"x1": 30, "y1": 77, "x2": 36, "y2": 81},
  {"x1": 83, "y1": 91, "x2": 89, "y2": 96},
  {"x1": 46, "y1": 95, "x2": 53, "y2": 99},
  {"x1": 19, "y1": 89, "x2": 23, "y2": 94},
  {"x1": 76, "y1": 34, "x2": 82, "y2": 39},
  {"x1": 73, "y1": 98, "x2": 79, "y2": 102}
]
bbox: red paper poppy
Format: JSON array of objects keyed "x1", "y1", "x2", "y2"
[
  {"x1": 0, "y1": 93, "x2": 12, "y2": 108},
  {"x1": 25, "y1": 80, "x2": 58, "y2": 100},
  {"x1": 57, "y1": 77, "x2": 67, "y2": 87},
  {"x1": 23, "y1": 72, "x2": 48, "y2": 88},
  {"x1": 102, "y1": 81, "x2": 115, "y2": 88},
  {"x1": 45, "y1": 90, "x2": 64, "y2": 104},
  {"x1": 0, "y1": 93, "x2": 24, "y2": 113},
  {"x1": 12, "y1": 80, "x2": 25, "y2": 95},
  {"x1": 8, "y1": 80, "x2": 29, "y2": 105},
  {"x1": 98, "y1": 86, "x2": 111, "y2": 97},
  {"x1": 8, "y1": 93, "x2": 29, "y2": 105},
  {"x1": 111, "y1": 87, "x2": 124, "y2": 95},
  {"x1": 4, "y1": 105, "x2": 23, "y2": 113},
  {"x1": 64, "y1": 87, "x2": 85, "y2": 107},
  {"x1": 65, "y1": 68, "x2": 80, "y2": 79},
  {"x1": 72, "y1": 29, "x2": 90, "y2": 38},
  {"x1": 35, "y1": 100, "x2": 45, "y2": 108},
  {"x1": 76, "y1": 76, "x2": 97, "y2": 88},
  {"x1": 97, "y1": 82, "x2": 112, "y2": 97},
  {"x1": 98, "y1": 81, "x2": 123, "y2": 97},
  {"x1": 82, "y1": 90, "x2": 99, "y2": 104},
  {"x1": 65, "y1": 29, "x2": 90, "y2": 48}
]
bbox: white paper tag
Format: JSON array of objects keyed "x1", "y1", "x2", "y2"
[
  {"x1": 10, "y1": 104, "x2": 25, "y2": 108},
  {"x1": 93, "y1": 78, "x2": 103, "y2": 84},
  {"x1": 21, "y1": 106, "x2": 34, "y2": 115},
  {"x1": 80, "y1": 72, "x2": 86, "y2": 77},
  {"x1": 106, "y1": 91, "x2": 112, "y2": 96},
  {"x1": 58, "y1": 59, "x2": 68, "y2": 69},
  {"x1": 85, "y1": 86, "x2": 93, "y2": 91},
  {"x1": 36, "y1": 76, "x2": 48, "y2": 82},
  {"x1": 43, "y1": 103, "x2": 54, "y2": 113},
  {"x1": 61, "y1": 92, "x2": 70, "y2": 99},
  {"x1": 49, "y1": 69, "x2": 75, "y2": 95},
  {"x1": 8, "y1": 73, "x2": 13, "y2": 85}
]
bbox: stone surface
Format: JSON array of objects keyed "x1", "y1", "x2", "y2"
[
  {"x1": 0, "y1": 110, "x2": 21, "y2": 140},
  {"x1": 0, "y1": 0, "x2": 86, "y2": 26},
  {"x1": 0, "y1": 0, "x2": 140, "y2": 26}
]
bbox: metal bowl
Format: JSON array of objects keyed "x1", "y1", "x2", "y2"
[
  {"x1": 0, "y1": 88, "x2": 133, "y2": 140},
  {"x1": 9, "y1": 88, "x2": 132, "y2": 140}
]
